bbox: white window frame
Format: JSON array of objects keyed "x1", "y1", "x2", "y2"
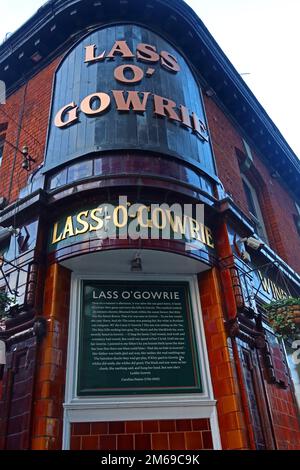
[
  {"x1": 242, "y1": 138, "x2": 254, "y2": 162},
  {"x1": 62, "y1": 272, "x2": 221, "y2": 449}
]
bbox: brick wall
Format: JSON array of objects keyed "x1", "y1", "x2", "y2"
[
  {"x1": 0, "y1": 336, "x2": 37, "y2": 450},
  {"x1": 70, "y1": 419, "x2": 213, "y2": 451},
  {"x1": 257, "y1": 344, "x2": 300, "y2": 450},
  {"x1": 266, "y1": 383, "x2": 300, "y2": 450},
  {"x1": 204, "y1": 94, "x2": 300, "y2": 273},
  {"x1": 0, "y1": 58, "x2": 60, "y2": 203}
]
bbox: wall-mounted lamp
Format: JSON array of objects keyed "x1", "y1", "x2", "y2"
[
  {"x1": 21, "y1": 145, "x2": 36, "y2": 171},
  {"x1": 131, "y1": 254, "x2": 142, "y2": 272},
  {"x1": 240, "y1": 237, "x2": 265, "y2": 251},
  {"x1": 233, "y1": 234, "x2": 264, "y2": 263}
]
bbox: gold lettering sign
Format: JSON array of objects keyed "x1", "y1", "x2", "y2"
[
  {"x1": 257, "y1": 270, "x2": 288, "y2": 301},
  {"x1": 51, "y1": 203, "x2": 214, "y2": 249}
]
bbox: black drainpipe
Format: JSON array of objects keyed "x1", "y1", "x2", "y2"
[{"x1": 7, "y1": 82, "x2": 28, "y2": 202}]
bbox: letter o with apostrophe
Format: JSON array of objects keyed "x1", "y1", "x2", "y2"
[{"x1": 114, "y1": 64, "x2": 144, "y2": 84}]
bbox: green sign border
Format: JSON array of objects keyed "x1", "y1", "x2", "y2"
[{"x1": 77, "y1": 280, "x2": 203, "y2": 396}]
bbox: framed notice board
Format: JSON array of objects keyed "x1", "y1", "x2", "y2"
[{"x1": 77, "y1": 280, "x2": 202, "y2": 396}]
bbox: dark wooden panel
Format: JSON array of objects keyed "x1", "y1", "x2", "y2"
[
  {"x1": 0, "y1": 337, "x2": 37, "y2": 450},
  {"x1": 44, "y1": 24, "x2": 216, "y2": 178}
]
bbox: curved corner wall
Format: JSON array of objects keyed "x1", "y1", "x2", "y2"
[{"x1": 44, "y1": 24, "x2": 217, "y2": 179}]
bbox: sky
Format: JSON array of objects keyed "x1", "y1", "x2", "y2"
[{"x1": 0, "y1": 0, "x2": 299, "y2": 157}]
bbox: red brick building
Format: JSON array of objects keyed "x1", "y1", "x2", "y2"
[{"x1": 0, "y1": 0, "x2": 300, "y2": 451}]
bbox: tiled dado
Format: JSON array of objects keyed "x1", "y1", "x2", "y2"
[
  {"x1": 198, "y1": 267, "x2": 250, "y2": 450},
  {"x1": 31, "y1": 263, "x2": 71, "y2": 450},
  {"x1": 70, "y1": 420, "x2": 213, "y2": 450}
]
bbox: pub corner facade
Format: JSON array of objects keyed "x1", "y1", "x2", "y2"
[{"x1": 0, "y1": 0, "x2": 300, "y2": 451}]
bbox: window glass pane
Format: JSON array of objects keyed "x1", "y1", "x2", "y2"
[
  {"x1": 19, "y1": 186, "x2": 30, "y2": 199},
  {"x1": 285, "y1": 344, "x2": 300, "y2": 412},
  {"x1": 67, "y1": 160, "x2": 93, "y2": 183},
  {"x1": 255, "y1": 220, "x2": 267, "y2": 243},
  {"x1": 242, "y1": 139, "x2": 253, "y2": 161},
  {"x1": 49, "y1": 169, "x2": 67, "y2": 190},
  {"x1": 94, "y1": 158, "x2": 103, "y2": 176},
  {"x1": 242, "y1": 179, "x2": 258, "y2": 218},
  {"x1": 31, "y1": 174, "x2": 44, "y2": 192},
  {"x1": 242, "y1": 176, "x2": 268, "y2": 243}
]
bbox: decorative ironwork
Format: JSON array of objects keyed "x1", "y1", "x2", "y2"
[{"x1": 0, "y1": 255, "x2": 27, "y2": 297}]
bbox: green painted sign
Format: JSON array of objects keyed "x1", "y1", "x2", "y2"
[{"x1": 77, "y1": 281, "x2": 202, "y2": 396}]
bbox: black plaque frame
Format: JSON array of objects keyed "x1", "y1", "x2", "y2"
[{"x1": 77, "y1": 280, "x2": 203, "y2": 396}]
